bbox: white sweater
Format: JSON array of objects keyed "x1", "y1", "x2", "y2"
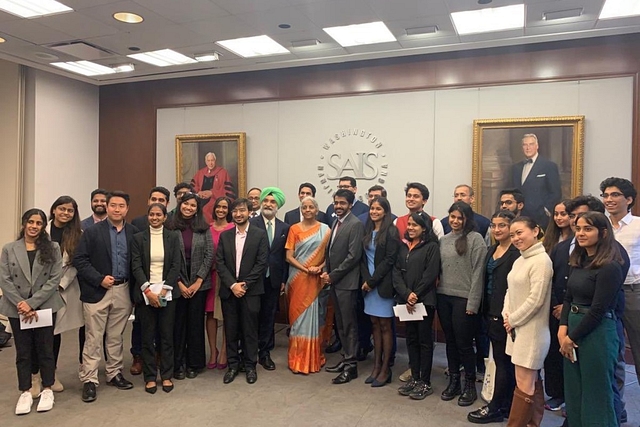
[{"x1": 149, "y1": 227, "x2": 164, "y2": 284}]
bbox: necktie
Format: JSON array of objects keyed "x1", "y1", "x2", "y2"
[{"x1": 266, "y1": 220, "x2": 273, "y2": 277}]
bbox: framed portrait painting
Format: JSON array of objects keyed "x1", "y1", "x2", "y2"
[
  {"x1": 175, "y1": 132, "x2": 246, "y2": 222},
  {"x1": 471, "y1": 116, "x2": 584, "y2": 229}
]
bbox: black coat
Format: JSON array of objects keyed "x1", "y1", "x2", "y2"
[
  {"x1": 360, "y1": 226, "x2": 401, "y2": 299},
  {"x1": 130, "y1": 228, "x2": 182, "y2": 304},
  {"x1": 483, "y1": 244, "x2": 520, "y2": 318},
  {"x1": 393, "y1": 240, "x2": 440, "y2": 307},
  {"x1": 283, "y1": 208, "x2": 330, "y2": 226},
  {"x1": 249, "y1": 215, "x2": 290, "y2": 289}
]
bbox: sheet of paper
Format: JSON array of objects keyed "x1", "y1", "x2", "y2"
[
  {"x1": 143, "y1": 282, "x2": 173, "y2": 305},
  {"x1": 393, "y1": 303, "x2": 428, "y2": 321},
  {"x1": 19, "y1": 308, "x2": 53, "y2": 330}
]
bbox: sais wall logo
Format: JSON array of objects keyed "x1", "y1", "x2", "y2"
[{"x1": 317, "y1": 128, "x2": 389, "y2": 194}]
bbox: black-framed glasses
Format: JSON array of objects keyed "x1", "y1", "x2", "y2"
[{"x1": 600, "y1": 192, "x2": 624, "y2": 199}]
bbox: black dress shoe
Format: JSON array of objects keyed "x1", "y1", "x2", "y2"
[
  {"x1": 223, "y1": 368, "x2": 238, "y2": 384},
  {"x1": 186, "y1": 368, "x2": 199, "y2": 379},
  {"x1": 246, "y1": 369, "x2": 258, "y2": 384},
  {"x1": 82, "y1": 382, "x2": 97, "y2": 403},
  {"x1": 162, "y1": 381, "x2": 174, "y2": 393},
  {"x1": 332, "y1": 367, "x2": 358, "y2": 384},
  {"x1": 107, "y1": 373, "x2": 134, "y2": 390},
  {"x1": 325, "y1": 340, "x2": 342, "y2": 354},
  {"x1": 173, "y1": 367, "x2": 186, "y2": 380},
  {"x1": 145, "y1": 384, "x2": 157, "y2": 394},
  {"x1": 468, "y1": 405, "x2": 504, "y2": 424},
  {"x1": 259, "y1": 355, "x2": 276, "y2": 371},
  {"x1": 325, "y1": 361, "x2": 345, "y2": 373},
  {"x1": 238, "y1": 365, "x2": 246, "y2": 373}
]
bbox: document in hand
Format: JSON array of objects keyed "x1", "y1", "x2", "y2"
[
  {"x1": 393, "y1": 303, "x2": 428, "y2": 321},
  {"x1": 19, "y1": 308, "x2": 53, "y2": 330},
  {"x1": 143, "y1": 282, "x2": 173, "y2": 305}
]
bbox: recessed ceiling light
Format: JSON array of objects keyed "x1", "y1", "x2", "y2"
[
  {"x1": 52, "y1": 60, "x2": 116, "y2": 76},
  {"x1": 323, "y1": 21, "x2": 396, "y2": 47},
  {"x1": 599, "y1": 0, "x2": 640, "y2": 19},
  {"x1": 0, "y1": 36, "x2": 5, "y2": 43},
  {"x1": 195, "y1": 52, "x2": 220, "y2": 62},
  {"x1": 113, "y1": 12, "x2": 143, "y2": 24},
  {"x1": 451, "y1": 4, "x2": 525, "y2": 35},
  {"x1": 278, "y1": 23, "x2": 291, "y2": 29},
  {"x1": 128, "y1": 49, "x2": 197, "y2": 67},
  {"x1": 216, "y1": 35, "x2": 289, "y2": 58},
  {"x1": 112, "y1": 63, "x2": 135, "y2": 73},
  {"x1": 0, "y1": 0, "x2": 72, "y2": 18}
]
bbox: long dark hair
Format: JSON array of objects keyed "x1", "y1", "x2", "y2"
[
  {"x1": 363, "y1": 197, "x2": 395, "y2": 247},
  {"x1": 405, "y1": 211, "x2": 438, "y2": 244},
  {"x1": 569, "y1": 212, "x2": 623, "y2": 269},
  {"x1": 213, "y1": 196, "x2": 232, "y2": 223},
  {"x1": 18, "y1": 209, "x2": 56, "y2": 265},
  {"x1": 543, "y1": 199, "x2": 572, "y2": 254},
  {"x1": 448, "y1": 201, "x2": 476, "y2": 256},
  {"x1": 49, "y1": 196, "x2": 82, "y2": 261},
  {"x1": 166, "y1": 192, "x2": 209, "y2": 233}
]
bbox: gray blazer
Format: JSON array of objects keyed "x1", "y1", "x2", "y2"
[
  {"x1": 178, "y1": 228, "x2": 214, "y2": 292},
  {"x1": 0, "y1": 239, "x2": 64, "y2": 318},
  {"x1": 326, "y1": 212, "x2": 365, "y2": 291}
]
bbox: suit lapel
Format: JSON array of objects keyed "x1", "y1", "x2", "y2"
[
  {"x1": 143, "y1": 231, "x2": 152, "y2": 275},
  {"x1": 523, "y1": 158, "x2": 542, "y2": 185},
  {"x1": 14, "y1": 243, "x2": 32, "y2": 283}
]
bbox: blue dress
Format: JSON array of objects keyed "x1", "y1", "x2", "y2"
[{"x1": 363, "y1": 231, "x2": 395, "y2": 318}]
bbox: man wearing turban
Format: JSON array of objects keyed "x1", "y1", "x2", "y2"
[{"x1": 249, "y1": 187, "x2": 290, "y2": 371}]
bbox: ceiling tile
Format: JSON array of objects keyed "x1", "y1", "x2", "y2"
[
  {"x1": 79, "y1": 1, "x2": 175, "y2": 29},
  {"x1": 596, "y1": 17, "x2": 640, "y2": 29},
  {"x1": 0, "y1": 20, "x2": 75, "y2": 45},
  {"x1": 211, "y1": 0, "x2": 291, "y2": 15},
  {"x1": 189, "y1": 15, "x2": 261, "y2": 40},
  {"x1": 525, "y1": 21, "x2": 596, "y2": 35},
  {"x1": 61, "y1": 0, "x2": 123, "y2": 10},
  {"x1": 38, "y1": 12, "x2": 120, "y2": 39},
  {"x1": 367, "y1": 0, "x2": 449, "y2": 21},
  {"x1": 236, "y1": 6, "x2": 318, "y2": 33},
  {"x1": 132, "y1": 0, "x2": 230, "y2": 23},
  {"x1": 459, "y1": 28, "x2": 525, "y2": 43},
  {"x1": 290, "y1": 45, "x2": 347, "y2": 59},
  {"x1": 296, "y1": 0, "x2": 379, "y2": 28},
  {"x1": 344, "y1": 40, "x2": 403, "y2": 54},
  {"x1": 398, "y1": 34, "x2": 461, "y2": 48}
]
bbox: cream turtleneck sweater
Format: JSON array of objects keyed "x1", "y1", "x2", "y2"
[{"x1": 149, "y1": 226, "x2": 164, "y2": 284}]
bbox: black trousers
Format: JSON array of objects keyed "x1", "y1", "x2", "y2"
[
  {"x1": 258, "y1": 280, "x2": 280, "y2": 359},
  {"x1": 222, "y1": 294, "x2": 261, "y2": 370},
  {"x1": 487, "y1": 316, "x2": 516, "y2": 412},
  {"x1": 130, "y1": 303, "x2": 143, "y2": 357},
  {"x1": 475, "y1": 315, "x2": 490, "y2": 372},
  {"x1": 405, "y1": 305, "x2": 435, "y2": 383},
  {"x1": 330, "y1": 287, "x2": 359, "y2": 368},
  {"x1": 10, "y1": 314, "x2": 56, "y2": 391},
  {"x1": 544, "y1": 313, "x2": 564, "y2": 400},
  {"x1": 437, "y1": 294, "x2": 477, "y2": 375},
  {"x1": 173, "y1": 291, "x2": 207, "y2": 371},
  {"x1": 139, "y1": 300, "x2": 176, "y2": 381}
]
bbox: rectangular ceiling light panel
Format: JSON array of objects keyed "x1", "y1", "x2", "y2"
[
  {"x1": 128, "y1": 49, "x2": 197, "y2": 67},
  {"x1": 323, "y1": 21, "x2": 396, "y2": 47},
  {"x1": 0, "y1": 0, "x2": 72, "y2": 18},
  {"x1": 216, "y1": 35, "x2": 289, "y2": 58},
  {"x1": 599, "y1": 0, "x2": 640, "y2": 19},
  {"x1": 51, "y1": 60, "x2": 116, "y2": 76},
  {"x1": 451, "y1": 4, "x2": 525, "y2": 35}
]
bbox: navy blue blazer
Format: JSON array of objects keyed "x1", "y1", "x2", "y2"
[
  {"x1": 250, "y1": 215, "x2": 290, "y2": 289},
  {"x1": 73, "y1": 220, "x2": 139, "y2": 304},
  {"x1": 326, "y1": 200, "x2": 369, "y2": 221},
  {"x1": 283, "y1": 208, "x2": 330, "y2": 226},
  {"x1": 512, "y1": 155, "x2": 562, "y2": 229}
]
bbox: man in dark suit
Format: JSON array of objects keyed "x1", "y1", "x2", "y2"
[
  {"x1": 217, "y1": 198, "x2": 269, "y2": 384},
  {"x1": 356, "y1": 184, "x2": 397, "y2": 224},
  {"x1": 80, "y1": 188, "x2": 108, "y2": 231},
  {"x1": 250, "y1": 187, "x2": 290, "y2": 371},
  {"x1": 321, "y1": 189, "x2": 365, "y2": 384},
  {"x1": 73, "y1": 191, "x2": 138, "y2": 403},
  {"x1": 441, "y1": 184, "x2": 490, "y2": 241},
  {"x1": 511, "y1": 133, "x2": 562, "y2": 229},
  {"x1": 284, "y1": 182, "x2": 330, "y2": 225},
  {"x1": 325, "y1": 176, "x2": 369, "y2": 220},
  {"x1": 128, "y1": 186, "x2": 170, "y2": 376}
]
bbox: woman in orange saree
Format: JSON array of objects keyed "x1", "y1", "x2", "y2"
[{"x1": 285, "y1": 197, "x2": 331, "y2": 374}]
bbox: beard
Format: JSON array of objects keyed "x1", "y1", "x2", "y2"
[
  {"x1": 92, "y1": 205, "x2": 106, "y2": 215},
  {"x1": 261, "y1": 206, "x2": 278, "y2": 218}
]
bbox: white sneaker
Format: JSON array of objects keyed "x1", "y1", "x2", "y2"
[
  {"x1": 15, "y1": 391, "x2": 33, "y2": 415},
  {"x1": 29, "y1": 373, "x2": 42, "y2": 399},
  {"x1": 37, "y1": 389, "x2": 54, "y2": 412}
]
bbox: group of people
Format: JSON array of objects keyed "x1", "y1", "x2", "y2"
[{"x1": 0, "y1": 150, "x2": 638, "y2": 427}]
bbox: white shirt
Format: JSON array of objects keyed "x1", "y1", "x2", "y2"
[
  {"x1": 235, "y1": 223, "x2": 249, "y2": 278},
  {"x1": 610, "y1": 212, "x2": 640, "y2": 284},
  {"x1": 521, "y1": 153, "x2": 538, "y2": 184}
]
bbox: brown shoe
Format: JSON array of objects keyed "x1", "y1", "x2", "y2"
[
  {"x1": 130, "y1": 355, "x2": 143, "y2": 376},
  {"x1": 527, "y1": 380, "x2": 544, "y2": 427}
]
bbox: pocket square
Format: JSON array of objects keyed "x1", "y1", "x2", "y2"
[{"x1": 536, "y1": 174, "x2": 546, "y2": 177}]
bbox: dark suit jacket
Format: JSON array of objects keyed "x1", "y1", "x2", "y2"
[
  {"x1": 326, "y1": 200, "x2": 369, "y2": 221},
  {"x1": 216, "y1": 225, "x2": 269, "y2": 299},
  {"x1": 250, "y1": 215, "x2": 290, "y2": 289},
  {"x1": 131, "y1": 215, "x2": 149, "y2": 232},
  {"x1": 130, "y1": 228, "x2": 182, "y2": 303},
  {"x1": 326, "y1": 212, "x2": 365, "y2": 290},
  {"x1": 73, "y1": 220, "x2": 139, "y2": 304},
  {"x1": 283, "y1": 208, "x2": 330, "y2": 226},
  {"x1": 80, "y1": 216, "x2": 100, "y2": 231},
  {"x1": 360, "y1": 226, "x2": 401, "y2": 299},
  {"x1": 483, "y1": 244, "x2": 520, "y2": 318},
  {"x1": 512, "y1": 155, "x2": 562, "y2": 228}
]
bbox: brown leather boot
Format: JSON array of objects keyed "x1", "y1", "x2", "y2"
[
  {"x1": 506, "y1": 387, "x2": 535, "y2": 427},
  {"x1": 527, "y1": 380, "x2": 544, "y2": 427}
]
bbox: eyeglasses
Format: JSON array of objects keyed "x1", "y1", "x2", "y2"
[
  {"x1": 500, "y1": 200, "x2": 515, "y2": 205},
  {"x1": 600, "y1": 192, "x2": 624, "y2": 199},
  {"x1": 337, "y1": 185, "x2": 353, "y2": 190},
  {"x1": 490, "y1": 223, "x2": 509, "y2": 229}
]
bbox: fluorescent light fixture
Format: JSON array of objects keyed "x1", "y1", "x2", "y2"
[
  {"x1": 51, "y1": 60, "x2": 116, "y2": 76},
  {"x1": 112, "y1": 63, "x2": 135, "y2": 73},
  {"x1": 451, "y1": 4, "x2": 524, "y2": 35},
  {"x1": 128, "y1": 49, "x2": 197, "y2": 67},
  {"x1": 599, "y1": 0, "x2": 640, "y2": 19},
  {"x1": 323, "y1": 21, "x2": 396, "y2": 47},
  {"x1": 113, "y1": 12, "x2": 143, "y2": 24},
  {"x1": 0, "y1": 0, "x2": 72, "y2": 18},
  {"x1": 406, "y1": 26, "x2": 438, "y2": 36},
  {"x1": 216, "y1": 35, "x2": 289, "y2": 58},
  {"x1": 195, "y1": 52, "x2": 219, "y2": 62},
  {"x1": 543, "y1": 8, "x2": 583, "y2": 21}
]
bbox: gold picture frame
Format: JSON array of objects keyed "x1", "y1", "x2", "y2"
[
  {"x1": 471, "y1": 116, "x2": 584, "y2": 225},
  {"x1": 175, "y1": 132, "x2": 247, "y2": 200}
]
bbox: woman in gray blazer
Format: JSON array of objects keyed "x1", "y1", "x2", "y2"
[{"x1": 0, "y1": 209, "x2": 63, "y2": 415}]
